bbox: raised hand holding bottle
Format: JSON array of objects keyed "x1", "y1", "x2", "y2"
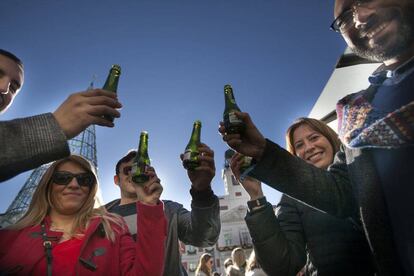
[
  {"x1": 223, "y1": 84, "x2": 245, "y2": 134},
  {"x1": 102, "y1": 64, "x2": 121, "y2": 122},
  {"x1": 131, "y1": 131, "x2": 151, "y2": 184},
  {"x1": 183, "y1": 120, "x2": 202, "y2": 170}
]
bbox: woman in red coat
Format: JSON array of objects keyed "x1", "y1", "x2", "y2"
[{"x1": 0, "y1": 154, "x2": 166, "y2": 275}]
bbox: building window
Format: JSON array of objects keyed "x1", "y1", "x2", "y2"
[
  {"x1": 225, "y1": 158, "x2": 230, "y2": 168},
  {"x1": 240, "y1": 230, "x2": 252, "y2": 246},
  {"x1": 187, "y1": 245, "x2": 196, "y2": 254},
  {"x1": 231, "y1": 175, "x2": 239, "y2": 186},
  {"x1": 224, "y1": 233, "x2": 232, "y2": 246},
  {"x1": 235, "y1": 192, "x2": 242, "y2": 197},
  {"x1": 220, "y1": 205, "x2": 229, "y2": 211}
]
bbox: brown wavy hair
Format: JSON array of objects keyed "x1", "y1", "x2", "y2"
[
  {"x1": 10, "y1": 155, "x2": 123, "y2": 241},
  {"x1": 231, "y1": 247, "x2": 246, "y2": 270},
  {"x1": 286, "y1": 117, "x2": 341, "y2": 155}
]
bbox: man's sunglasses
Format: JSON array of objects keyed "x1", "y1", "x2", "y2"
[
  {"x1": 122, "y1": 166, "x2": 132, "y2": 175},
  {"x1": 122, "y1": 165, "x2": 153, "y2": 176},
  {"x1": 52, "y1": 171, "x2": 95, "y2": 188}
]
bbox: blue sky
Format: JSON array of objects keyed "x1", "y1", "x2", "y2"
[{"x1": 1, "y1": 0, "x2": 346, "y2": 212}]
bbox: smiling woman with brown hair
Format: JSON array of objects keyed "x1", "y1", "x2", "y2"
[
  {"x1": 0, "y1": 154, "x2": 166, "y2": 275},
  {"x1": 285, "y1": 118, "x2": 341, "y2": 165},
  {"x1": 231, "y1": 118, "x2": 375, "y2": 276}
]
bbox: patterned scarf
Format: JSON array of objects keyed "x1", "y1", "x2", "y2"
[{"x1": 336, "y1": 86, "x2": 414, "y2": 149}]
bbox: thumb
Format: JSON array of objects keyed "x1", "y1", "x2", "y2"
[{"x1": 236, "y1": 111, "x2": 252, "y2": 125}]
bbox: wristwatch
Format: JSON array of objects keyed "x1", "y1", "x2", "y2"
[{"x1": 247, "y1": 196, "x2": 267, "y2": 212}]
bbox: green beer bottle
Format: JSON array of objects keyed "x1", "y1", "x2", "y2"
[
  {"x1": 102, "y1": 64, "x2": 121, "y2": 122},
  {"x1": 239, "y1": 155, "x2": 253, "y2": 174},
  {"x1": 223, "y1": 84, "x2": 245, "y2": 134},
  {"x1": 131, "y1": 131, "x2": 151, "y2": 184},
  {"x1": 182, "y1": 120, "x2": 202, "y2": 170}
]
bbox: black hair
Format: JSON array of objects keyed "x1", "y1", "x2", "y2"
[
  {"x1": 115, "y1": 150, "x2": 137, "y2": 175},
  {"x1": 0, "y1": 49, "x2": 23, "y2": 67}
]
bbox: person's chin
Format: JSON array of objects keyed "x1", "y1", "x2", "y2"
[
  {"x1": 126, "y1": 191, "x2": 137, "y2": 198},
  {"x1": 308, "y1": 157, "x2": 329, "y2": 169},
  {"x1": 364, "y1": 21, "x2": 409, "y2": 61},
  {"x1": 58, "y1": 207, "x2": 83, "y2": 215}
]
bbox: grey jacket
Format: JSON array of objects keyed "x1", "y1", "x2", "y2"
[
  {"x1": 245, "y1": 194, "x2": 374, "y2": 276},
  {"x1": 248, "y1": 140, "x2": 402, "y2": 275},
  {"x1": 0, "y1": 113, "x2": 69, "y2": 181},
  {"x1": 106, "y1": 196, "x2": 221, "y2": 276}
]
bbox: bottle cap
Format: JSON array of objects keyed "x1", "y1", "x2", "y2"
[{"x1": 111, "y1": 64, "x2": 121, "y2": 73}]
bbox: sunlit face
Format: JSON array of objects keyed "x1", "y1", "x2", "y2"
[
  {"x1": 293, "y1": 124, "x2": 334, "y2": 169},
  {"x1": 115, "y1": 159, "x2": 138, "y2": 199},
  {"x1": 0, "y1": 54, "x2": 24, "y2": 114},
  {"x1": 334, "y1": 0, "x2": 414, "y2": 62},
  {"x1": 50, "y1": 161, "x2": 91, "y2": 215}
]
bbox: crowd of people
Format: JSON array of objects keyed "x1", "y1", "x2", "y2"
[
  {"x1": 1, "y1": 0, "x2": 413, "y2": 275},
  {"x1": 194, "y1": 248, "x2": 266, "y2": 276}
]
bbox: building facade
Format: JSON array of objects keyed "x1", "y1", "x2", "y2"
[{"x1": 181, "y1": 149, "x2": 253, "y2": 275}]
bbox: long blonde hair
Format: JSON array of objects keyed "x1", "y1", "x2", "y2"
[
  {"x1": 195, "y1": 253, "x2": 212, "y2": 276},
  {"x1": 11, "y1": 155, "x2": 123, "y2": 241},
  {"x1": 231, "y1": 247, "x2": 246, "y2": 270},
  {"x1": 246, "y1": 250, "x2": 261, "y2": 272}
]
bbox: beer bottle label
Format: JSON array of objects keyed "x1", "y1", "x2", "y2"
[
  {"x1": 229, "y1": 111, "x2": 243, "y2": 124},
  {"x1": 240, "y1": 156, "x2": 253, "y2": 174},
  {"x1": 183, "y1": 150, "x2": 192, "y2": 161},
  {"x1": 243, "y1": 156, "x2": 252, "y2": 166}
]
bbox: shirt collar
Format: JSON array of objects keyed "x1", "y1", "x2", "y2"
[{"x1": 369, "y1": 55, "x2": 414, "y2": 85}]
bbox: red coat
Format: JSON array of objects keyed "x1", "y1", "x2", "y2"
[{"x1": 0, "y1": 202, "x2": 166, "y2": 275}]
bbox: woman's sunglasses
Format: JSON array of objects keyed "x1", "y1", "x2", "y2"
[{"x1": 52, "y1": 171, "x2": 95, "y2": 188}]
